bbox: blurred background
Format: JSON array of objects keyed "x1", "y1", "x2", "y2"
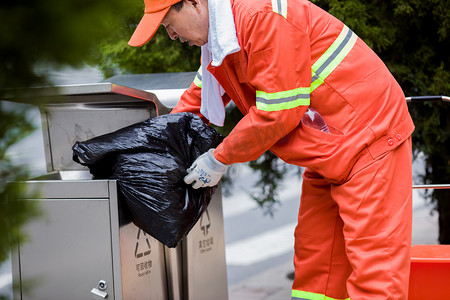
[{"x1": 1, "y1": 0, "x2": 448, "y2": 299}]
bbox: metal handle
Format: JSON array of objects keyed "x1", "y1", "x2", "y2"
[{"x1": 91, "y1": 288, "x2": 108, "y2": 299}]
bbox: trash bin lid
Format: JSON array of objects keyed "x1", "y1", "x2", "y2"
[{"x1": 15, "y1": 83, "x2": 170, "y2": 172}]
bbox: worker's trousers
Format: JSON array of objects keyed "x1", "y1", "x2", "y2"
[{"x1": 292, "y1": 137, "x2": 412, "y2": 300}]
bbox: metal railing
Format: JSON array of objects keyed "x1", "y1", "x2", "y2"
[
  {"x1": 406, "y1": 95, "x2": 450, "y2": 103},
  {"x1": 413, "y1": 184, "x2": 450, "y2": 190}
]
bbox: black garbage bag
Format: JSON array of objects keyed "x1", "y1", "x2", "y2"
[{"x1": 72, "y1": 112, "x2": 224, "y2": 248}]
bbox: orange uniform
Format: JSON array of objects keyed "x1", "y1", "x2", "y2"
[{"x1": 172, "y1": 0, "x2": 414, "y2": 299}]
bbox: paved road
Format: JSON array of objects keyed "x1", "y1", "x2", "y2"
[{"x1": 222, "y1": 164, "x2": 301, "y2": 286}]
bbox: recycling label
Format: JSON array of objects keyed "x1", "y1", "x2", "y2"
[
  {"x1": 198, "y1": 209, "x2": 214, "y2": 254},
  {"x1": 134, "y1": 228, "x2": 153, "y2": 277}
]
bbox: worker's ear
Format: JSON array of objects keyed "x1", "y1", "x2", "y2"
[{"x1": 185, "y1": 0, "x2": 202, "y2": 9}]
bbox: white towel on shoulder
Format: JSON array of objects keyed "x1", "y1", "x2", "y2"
[{"x1": 200, "y1": 0, "x2": 241, "y2": 126}]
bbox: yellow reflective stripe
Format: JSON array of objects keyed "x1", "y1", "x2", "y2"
[
  {"x1": 310, "y1": 25, "x2": 357, "y2": 92},
  {"x1": 254, "y1": 26, "x2": 355, "y2": 112},
  {"x1": 193, "y1": 66, "x2": 202, "y2": 88},
  {"x1": 292, "y1": 289, "x2": 350, "y2": 300},
  {"x1": 310, "y1": 70, "x2": 323, "y2": 92},
  {"x1": 256, "y1": 97, "x2": 309, "y2": 111},
  {"x1": 256, "y1": 87, "x2": 310, "y2": 111},
  {"x1": 312, "y1": 26, "x2": 352, "y2": 73},
  {"x1": 271, "y1": 0, "x2": 287, "y2": 18},
  {"x1": 256, "y1": 87, "x2": 310, "y2": 101}
]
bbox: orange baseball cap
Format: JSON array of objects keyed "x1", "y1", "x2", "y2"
[{"x1": 128, "y1": 0, "x2": 181, "y2": 47}]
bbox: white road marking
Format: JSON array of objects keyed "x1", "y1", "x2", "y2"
[
  {"x1": 0, "y1": 273, "x2": 12, "y2": 290},
  {"x1": 225, "y1": 222, "x2": 296, "y2": 266},
  {"x1": 222, "y1": 164, "x2": 301, "y2": 219}
]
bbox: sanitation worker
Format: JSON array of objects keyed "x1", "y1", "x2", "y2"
[{"x1": 128, "y1": 0, "x2": 414, "y2": 298}]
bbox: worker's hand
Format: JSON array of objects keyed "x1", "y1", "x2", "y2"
[{"x1": 184, "y1": 149, "x2": 228, "y2": 189}]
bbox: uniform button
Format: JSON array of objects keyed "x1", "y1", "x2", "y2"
[
  {"x1": 396, "y1": 134, "x2": 402, "y2": 141},
  {"x1": 387, "y1": 138, "x2": 394, "y2": 146}
]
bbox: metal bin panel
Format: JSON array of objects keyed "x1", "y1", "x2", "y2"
[
  {"x1": 11, "y1": 178, "x2": 169, "y2": 300},
  {"x1": 41, "y1": 106, "x2": 156, "y2": 172},
  {"x1": 183, "y1": 187, "x2": 229, "y2": 300},
  {"x1": 119, "y1": 223, "x2": 168, "y2": 300},
  {"x1": 16, "y1": 198, "x2": 115, "y2": 300}
]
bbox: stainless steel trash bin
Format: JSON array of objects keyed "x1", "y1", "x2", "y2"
[{"x1": 9, "y1": 83, "x2": 228, "y2": 300}]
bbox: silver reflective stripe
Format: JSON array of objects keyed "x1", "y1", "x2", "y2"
[
  {"x1": 256, "y1": 93, "x2": 309, "y2": 105},
  {"x1": 255, "y1": 86, "x2": 310, "y2": 111},
  {"x1": 311, "y1": 28, "x2": 352, "y2": 83},
  {"x1": 272, "y1": 0, "x2": 287, "y2": 18},
  {"x1": 310, "y1": 26, "x2": 357, "y2": 92}
]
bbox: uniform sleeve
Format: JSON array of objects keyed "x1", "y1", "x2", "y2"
[
  {"x1": 214, "y1": 9, "x2": 311, "y2": 165},
  {"x1": 170, "y1": 67, "x2": 206, "y2": 120},
  {"x1": 171, "y1": 66, "x2": 232, "y2": 124}
]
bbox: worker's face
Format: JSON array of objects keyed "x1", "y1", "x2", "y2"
[{"x1": 161, "y1": 0, "x2": 209, "y2": 47}]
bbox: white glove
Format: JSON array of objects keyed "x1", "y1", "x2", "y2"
[{"x1": 184, "y1": 149, "x2": 228, "y2": 189}]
